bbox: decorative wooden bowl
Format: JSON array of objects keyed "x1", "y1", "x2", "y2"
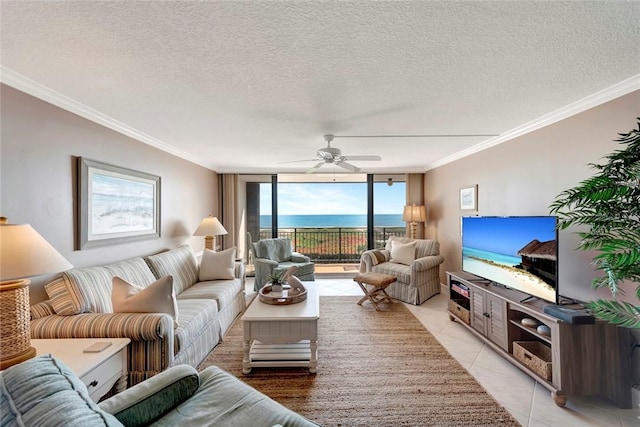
[{"x1": 259, "y1": 281, "x2": 307, "y2": 305}]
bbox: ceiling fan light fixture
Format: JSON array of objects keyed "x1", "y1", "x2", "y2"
[{"x1": 296, "y1": 134, "x2": 383, "y2": 174}]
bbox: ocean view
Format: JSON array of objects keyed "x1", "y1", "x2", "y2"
[
  {"x1": 462, "y1": 247, "x2": 521, "y2": 267},
  {"x1": 260, "y1": 214, "x2": 403, "y2": 228}
]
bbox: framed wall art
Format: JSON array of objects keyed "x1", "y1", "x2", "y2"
[
  {"x1": 459, "y1": 185, "x2": 478, "y2": 211},
  {"x1": 78, "y1": 158, "x2": 161, "y2": 249}
]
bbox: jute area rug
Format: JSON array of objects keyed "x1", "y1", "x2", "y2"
[{"x1": 198, "y1": 296, "x2": 520, "y2": 426}]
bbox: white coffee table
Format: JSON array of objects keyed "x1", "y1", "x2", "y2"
[
  {"x1": 31, "y1": 338, "x2": 130, "y2": 402},
  {"x1": 242, "y1": 283, "x2": 319, "y2": 374}
]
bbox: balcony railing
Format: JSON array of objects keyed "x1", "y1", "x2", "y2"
[{"x1": 258, "y1": 227, "x2": 406, "y2": 263}]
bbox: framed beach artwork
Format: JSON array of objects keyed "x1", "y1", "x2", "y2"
[
  {"x1": 78, "y1": 158, "x2": 161, "y2": 249},
  {"x1": 459, "y1": 185, "x2": 477, "y2": 211}
]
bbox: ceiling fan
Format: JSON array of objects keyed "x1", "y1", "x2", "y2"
[{"x1": 285, "y1": 135, "x2": 382, "y2": 173}]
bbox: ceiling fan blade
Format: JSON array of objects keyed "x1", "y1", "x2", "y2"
[
  {"x1": 278, "y1": 159, "x2": 319, "y2": 164},
  {"x1": 305, "y1": 162, "x2": 325, "y2": 174},
  {"x1": 336, "y1": 161, "x2": 360, "y2": 173},
  {"x1": 342, "y1": 155, "x2": 382, "y2": 161}
]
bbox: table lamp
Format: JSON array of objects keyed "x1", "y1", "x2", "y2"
[
  {"x1": 402, "y1": 204, "x2": 427, "y2": 239},
  {"x1": 0, "y1": 218, "x2": 73, "y2": 369},
  {"x1": 193, "y1": 216, "x2": 228, "y2": 251}
]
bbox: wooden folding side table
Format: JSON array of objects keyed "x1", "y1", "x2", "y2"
[{"x1": 353, "y1": 272, "x2": 396, "y2": 311}]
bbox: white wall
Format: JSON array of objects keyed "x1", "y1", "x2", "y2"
[
  {"x1": 1, "y1": 85, "x2": 219, "y2": 303},
  {"x1": 425, "y1": 90, "x2": 639, "y2": 306}
]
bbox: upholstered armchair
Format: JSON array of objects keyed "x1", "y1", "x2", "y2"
[
  {"x1": 359, "y1": 236, "x2": 444, "y2": 305},
  {"x1": 251, "y1": 238, "x2": 316, "y2": 291}
]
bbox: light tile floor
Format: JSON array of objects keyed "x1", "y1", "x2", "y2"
[{"x1": 245, "y1": 276, "x2": 640, "y2": 427}]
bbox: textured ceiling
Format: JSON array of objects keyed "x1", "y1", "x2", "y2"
[{"x1": 1, "y1": 1, "x2": 639, "y2": 173}]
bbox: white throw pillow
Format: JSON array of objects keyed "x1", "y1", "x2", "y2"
[
  {"x1": 390, "y1": 241, "x2": 416, "y2": 265},
  {"x1": 199, "y1": 247, "x2": 236, "y2": 281},
  {"x1": 112, "y1": 276, "x2": 179, "y2": 328}
]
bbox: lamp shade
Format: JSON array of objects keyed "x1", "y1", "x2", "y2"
[
  {"x1": 0, "y1": 224, "x2": 73, "y2": 281},
  {"x1": 0, "y1": 221, "x2": 72, "y2": 369},
  {"x1": 193, "y1": 216, "x2": 228, "y2": 237},
  {"x1": 193, "y1": 216, "x2": 228, "y2": 251},
  {"x1": 402, "y1": 204, "x2": 427, "y2": 223}
]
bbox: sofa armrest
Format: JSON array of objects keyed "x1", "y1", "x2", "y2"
[
  {"x1": 359, "y1": 249, "x2": 390, "y2": 272},
  {"x1": 290, "y1": 252, "x2": 311, "y2": 263},
  {"x1": 411, "y1": 254, "x2": 445, "y2": 272},
  {"x1": 31, "y1": 312, "x2": 173, "y2": 341},
  {"x1": 253, "y1": 257, "x2": 278, "y2": 267},
  {"x1": 99, "y1": 364, "x2": 199, "y2": 426},
  {"x1": 234, "y1": 261, "x2": 246, "y2": 286},
  {"x1": 31, "y1": 312, "x2": 175, "y2": 372}
]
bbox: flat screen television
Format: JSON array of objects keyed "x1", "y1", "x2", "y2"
[{"x1": 461, "y1": 216, "x2": 558, "y2": 304}]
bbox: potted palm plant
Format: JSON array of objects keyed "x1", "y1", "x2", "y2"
[{"x1": 549, "y1": 118, "x2": 639, "y2": 328}]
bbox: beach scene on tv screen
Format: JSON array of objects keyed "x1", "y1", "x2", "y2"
[{"x1": 462, "y1": 217, "x2": 557, "y2": 302}]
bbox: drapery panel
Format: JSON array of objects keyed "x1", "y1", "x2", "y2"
[
  {"x1": 405, "y1": 173, "x2": 426, "y2": 239},
  {"x1": 218, "y1": 174, "x2": 238, "y2": 251}
]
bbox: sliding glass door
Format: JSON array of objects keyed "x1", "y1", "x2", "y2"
[
  {"x1": 243, "y1": 173, "x2": 405, "y2": 262},
  {"x1": 372, "y1": 175, "x2": 406, "y2": 248}
]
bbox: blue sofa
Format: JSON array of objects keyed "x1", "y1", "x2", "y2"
[{"x1": 0, "y1": 355, "x2": 319, "y2": 427}]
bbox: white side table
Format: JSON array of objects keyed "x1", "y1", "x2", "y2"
[{"x1": 31, "y1": 338, "x2": 130, "y2": 402}]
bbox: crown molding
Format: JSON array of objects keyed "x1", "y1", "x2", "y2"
[
  {"x1": 426, "y1": 73, "x2": 640, "y2": 171},
  {"x1": 3, "y1": 66, "x2": 638, "y2": 175},
  {"x1": 0, "y1": 67, "x2": 209, "y2": 169}
]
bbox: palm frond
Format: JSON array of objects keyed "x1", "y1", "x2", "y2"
[
  {"x1": 550, "y1": 118, "x2": 640, "y2": 327},
  {"x1": 586, "y1": 299, "x2": 640, "y2": 328}
]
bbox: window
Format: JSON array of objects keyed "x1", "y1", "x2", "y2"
[{"x1": 246, "y1": 174, "x2": 406, "y2": 261}]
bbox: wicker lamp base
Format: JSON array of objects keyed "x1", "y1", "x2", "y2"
[{"x1": 0, "y1": 279, "x2": 36, "y2": 370}]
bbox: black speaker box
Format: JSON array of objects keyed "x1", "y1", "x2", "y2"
[{"x1": 543, "y1": 305, "x2": 595, "y2": 324}]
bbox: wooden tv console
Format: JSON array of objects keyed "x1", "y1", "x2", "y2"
[{"x1": 446, "y1": 271, "x2": 631, "y2": 408}]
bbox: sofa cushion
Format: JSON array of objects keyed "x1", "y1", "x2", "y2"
[
  {"x1": 99, "y1": 365, "x2": 200, "y2": 426},
  {"x1": 45, "y1": 258, "x2": 156, "y2": 315},
  {"x1": 0, "y1": 355, "x2": 123, "y2": 427},
  {"x1": 45, "y1": 271, "x2": 105, "y2": 315},
  {"x1": 372, "y1": 262, "x2": 411, "y2": 284},
  {"x1": 177, "y1": 279, "x2": 242, "y2": 312},
  {"x1": 145, "y1": 245, "x2": 199, "y2": 294},
  {"x1": 199, "y1": 247, "x2": 236, "y2": 281},
  {"x1": 112, "y1": 276, "x2": 179, "y2": 328},
  {"x1": 147, "y1": 365, "x2": 318, "y2": 426},
  {"x1": 174, "y1": 299, "x2": 219, "y2": 355}
]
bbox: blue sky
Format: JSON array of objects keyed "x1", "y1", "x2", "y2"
[
  {"x1": 260, "y1": 182, "x2": 406, "y2": 215},
  {"x1": 462, "y1": 216, "x2": 557, "y2": 255}
]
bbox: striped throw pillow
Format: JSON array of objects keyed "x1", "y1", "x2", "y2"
[
  {"x1": 45, "y1": 257, "x2": 157, "y2": 315},
  {"x1": 145, "y1": 245, "x2": 198, "y2": 294}
]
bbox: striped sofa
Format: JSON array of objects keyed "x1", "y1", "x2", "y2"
[
  {"x1": 359, "y1": 236, "x2": 444, "y2": 305},
  {"x1": 30, "y1": 245, "x2": 246, "y2": 387}
]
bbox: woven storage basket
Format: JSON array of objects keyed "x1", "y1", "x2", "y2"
[
  {"x1": 513, "y1": 341, "x2": 552, "y2": 381},
  {"x1": 448, "y1": 299, "x2": 470, "y2": 325}
]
